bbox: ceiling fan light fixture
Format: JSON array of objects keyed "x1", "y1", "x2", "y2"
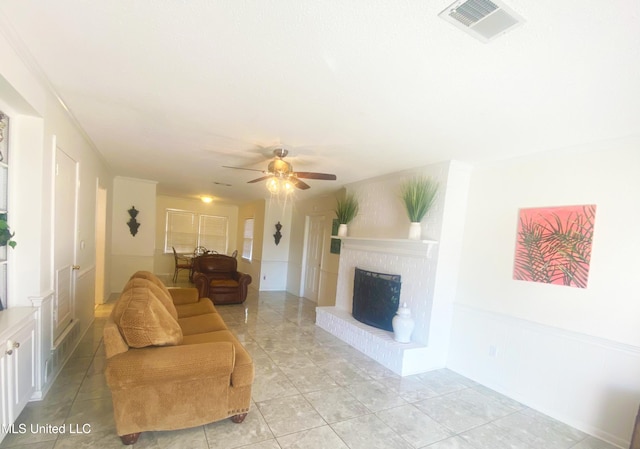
[
  {"x1": 266, "y1": 177, "x2": 295, "y2": 195},
  {"x1": 227, "y1": 147, "x2": 336, "y2": 192},
  {"x1": 266, "y1": 178, "x2": 279, "y2": 194},
  {"x1": 283, "y1": 180, "x2": 294, "y2": 192}
]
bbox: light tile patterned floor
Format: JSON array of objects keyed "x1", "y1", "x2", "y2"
[{"x1": 0, "y1": 285, "x2": 621, "y2": 449}]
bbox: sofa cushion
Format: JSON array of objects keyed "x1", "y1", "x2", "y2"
[
  {"x1": 130, "y1": 271, "x2": 176, "y2": 302},
  {"x1": 175, "y1": 300, "x2": 217, "y2": 318},
  {"x1": 178, "y1": 313, "x2": 228, "y2": 336},
  {"x1": 105, "y1": 341, "x2": 235, "y2": 389},
  {"x1": 112, "y1": 282, "x2": 183, "y2": 348},
  {"x1": 210, "y1": 279, "x2": 239, "y2": 288},
  {"x1": 123, "y1": 277, "x2": 179, "y2": 321},
  {"x1": 167, "y1": 287, "x2": 200, "y2": 305}
]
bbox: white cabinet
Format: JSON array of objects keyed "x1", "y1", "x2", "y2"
[{"x1": 0, "y1": 308, "x2": 36, "y2": 444}]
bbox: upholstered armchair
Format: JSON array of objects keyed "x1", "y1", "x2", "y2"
[{"x1": 192, "y1": 254, "x2": 252, "y2": 305}]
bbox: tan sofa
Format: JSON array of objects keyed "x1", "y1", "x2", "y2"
[{"x1": 103, "y1": 271, "x2": 254, "y2": 445}]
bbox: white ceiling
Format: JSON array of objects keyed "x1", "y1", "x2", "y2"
[{"x1": 1, "y1": 0, "x2": 638, "y2": 203}]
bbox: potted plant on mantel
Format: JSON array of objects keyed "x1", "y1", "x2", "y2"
[
  {"x1": 400, "y1": 176, "x2": 438, "y2": 240},
  {"x1": 334, "y1": 193, "x2": 359, "y2": 237}
]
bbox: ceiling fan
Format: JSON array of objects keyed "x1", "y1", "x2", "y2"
[{"x1": 223, "y1": 148, "x2": 337, "y2": 190}]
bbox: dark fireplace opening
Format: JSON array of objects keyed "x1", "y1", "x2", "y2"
[{"x1": 352, "y1": 267, "x2": 401, "y2": 331}]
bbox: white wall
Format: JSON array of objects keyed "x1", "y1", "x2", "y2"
[
  {"x1": 448, "y1": 136, "x2": 640, "y2": 447},
  {"x1": 260, "y1": 199, "x2": 292, "y2": 291},
  {"x1": 110, "y1": 176, "x2": 156, "y2": 292},
  {"x1": 0, "y1": 26, "x2": 113, "y2": 399}
]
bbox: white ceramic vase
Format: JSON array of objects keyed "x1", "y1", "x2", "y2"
[
  {"x1": 392, "y1": 302, "x2": 415, "y2": 343},
  {"x1": 337, "y1": 223, "x2": 348, "y2": 237},
  {"x1": 408, "y1": 222, "x2": 422, "y2": 240}
]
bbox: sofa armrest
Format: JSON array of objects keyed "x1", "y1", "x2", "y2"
[
  {"x1": 193, "y1": 272, "x2": 210, "y2": 298},
  {"x1": 168, "y1": 287, "x2": 200, "y2": 305},
  {"x1": 237, "y1": 272, "x2": 251, "y2": 286},
  {"x1": 105, "y1": 342, "x2": 235, "y2": 389}
]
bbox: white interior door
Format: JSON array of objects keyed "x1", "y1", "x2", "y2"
[
  {"x1": 54, "y1": 148, "x2": 78, "y2": 340},
  {"x1": 302, "y1": 215, "x2": 325, "y2": 302}
]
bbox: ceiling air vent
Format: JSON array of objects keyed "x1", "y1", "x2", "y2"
[{"x1": 438, "y1": 0, "x2": 524, "y2": 43}]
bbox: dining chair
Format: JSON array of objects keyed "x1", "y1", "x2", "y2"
[{"x1": 172, "y1": 247, "x2": 193, "y2": 283}]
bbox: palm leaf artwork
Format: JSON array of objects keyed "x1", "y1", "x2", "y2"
[{"x1": 513, "y1": 205, "x2": 596, "y2": 288}]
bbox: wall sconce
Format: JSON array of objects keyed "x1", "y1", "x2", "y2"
[
  {"x1": 273, "y1": 221, "x2": 283, "y2": 245},
  {"x1": 127, "y1": 206, "x2": 140, "y2": 236}
]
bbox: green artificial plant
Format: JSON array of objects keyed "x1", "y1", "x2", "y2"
[
  {"x1": 0, "y1": 217, "x2": 16, "y2": 248},
  {"x1": 401, "y1": 176, "x2": 439, "y2": 222},
  {"x1": 334, "y1": 193, "x2": 360, "y2": 224}
]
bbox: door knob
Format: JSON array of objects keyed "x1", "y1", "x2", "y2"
[
  {"x1": 72, "y1": 265, "x2": 80, "y2": 270},
  {"x1": 6, "y1": 341, "x2": 18, "y2": 355}
]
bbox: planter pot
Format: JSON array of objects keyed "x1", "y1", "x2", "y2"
[
  {"x1": 392, "y1": 302, "x2": 415, "y2": 343},
  {"x1": 408, "y1": 222, "x2": 422, "y2": 240},
  {"x1": 337, "y1": 223, "x2": 348, "y2": 237}
]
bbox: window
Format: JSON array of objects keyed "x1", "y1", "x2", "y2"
[
  {"x1": 242, "y1": 218, "x2": 254, "y2": 261},
  {"x1": 198, "y1": 215, "x2": 228, "y2": 254},
  {"x1": 165, "y1": 210, "x2": 229, "y2": 254},
  {"x1": 165, "y1": 210, "x2": 196, "y2": 254}
]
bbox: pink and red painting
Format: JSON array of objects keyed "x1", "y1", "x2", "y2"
[{"x1": 513, "y1": 204, "x2": 596, "y2": 288}]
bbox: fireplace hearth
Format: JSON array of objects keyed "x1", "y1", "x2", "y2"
[{"x1": 352, "y1": 267, "x2": 401, "y2": 331}]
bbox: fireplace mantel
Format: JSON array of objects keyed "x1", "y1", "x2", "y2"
[{"x1": 332, "y1": 236, "x2": 438, "y2": 258}]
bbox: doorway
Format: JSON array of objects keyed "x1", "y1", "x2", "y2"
[
  {"x1": 95, "y1": 183, "x2": 107, "y2": 305},
  {"x1": 53, "y1": 147, "x2": 78, "y2": 340},
  {"x1": 302, "y1": 215, "x2": 325, "y2": 302}
]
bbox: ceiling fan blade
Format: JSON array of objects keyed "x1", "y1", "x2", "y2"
[
  {"x1": 247, "y1": 175, "x2": 273, "y2": 184},
  {"x1": 290, "y1": 177, "x2": 311, "y2": 190},
  {"x1": 294, "y1": 172, "x2": 337, "y2": 180},
  {"x1": 223, "y1": 165, "x2": 265, "y2": 173}
]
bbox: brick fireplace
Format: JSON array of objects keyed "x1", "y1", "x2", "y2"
[
  {"x1": 315, "y1": 161, "x2": 471, "y2": 376},
  {"x1": 316, "y1": 237, "x2": 450, "y2": 376}
]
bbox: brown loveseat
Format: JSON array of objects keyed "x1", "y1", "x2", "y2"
[
  {"x1": 103, "y1": 271, "x2": 254, "y2": 445},
  {"x1": 193, "y1": 254, "x2": 252, "y2": 305}
]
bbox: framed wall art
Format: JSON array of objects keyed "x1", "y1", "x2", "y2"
[{"x1": 513, "y1": 204, "x2": 596, "y2": 289}]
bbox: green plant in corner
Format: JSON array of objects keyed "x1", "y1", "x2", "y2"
[
  {"x1": 401, "y1": 176, "x2": 439, "y2": 222},
  {"x1": 334, "y1": 193, "x2": 359, "y2": 224},
  {"x1": 0, "y1": 217, "x2": 16, "y2": 248}
]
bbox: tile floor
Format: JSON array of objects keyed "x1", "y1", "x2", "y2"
[{"x1": 0, "y1": 285, "x2": 620, "y2": 449}]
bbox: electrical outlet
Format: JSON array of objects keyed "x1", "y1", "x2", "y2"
[{"x1": 489, "y1": 345, "x2": 498, "y2": 357}]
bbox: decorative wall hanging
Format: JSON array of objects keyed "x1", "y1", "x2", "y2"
[
  {"x1": 127, "y1": 206, "x2": 140, "y2": 236},
  {"x1": 513, "y1": 204, "x2": 596, "y2": 288},
  {"x1": 273, "y1": 222, "x2": 282, "y2": 245}
]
